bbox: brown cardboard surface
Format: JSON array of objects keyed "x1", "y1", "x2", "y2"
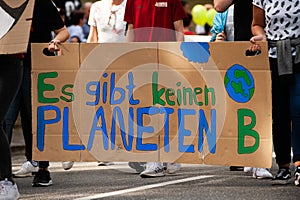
[
  {"x1": 32, "y1": 43, "x2": 81, "y2": 161},
  {"x1": 32, "y1": 135, "x2": 81, "y2": 161},
  {"x1": 32, "y1": 42, "x2": 272, "y2": 167},
  {"x1": 31, "y1": 43, "x2": 79, "y2": 70},
  {"x1": 0, "y1": 0, "x2": 34, "y2": 54},
  {"x1": 204, "y1": 139, "x2": 272, "y2": 168}
]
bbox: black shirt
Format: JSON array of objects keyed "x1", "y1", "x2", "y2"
[
  {"x1": 25, "y1": 0, "x2": 65, "y2": 65},
  {"x1": 233, "y1": 0, "x2": 253, "y2": 41},
  {"x1": 29, "y1": 0, "x2": 64, "y2": 43}
]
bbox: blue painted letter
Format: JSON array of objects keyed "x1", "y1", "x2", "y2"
[
  {"x1": 37, "y1": 105, "x2": 61, "y2": 151},
  {"x1": 136, "y1": 107, "x2": 159, "y2": 151},
  {"x1": 87, "y1": 106, "x2": 109, "y2": 150},
  {"x1": 198, "y1": 109, "x2": 216, "y2": 153},
  {"x1": 160, "y1": 107, "x2": 174, "y2": 152},
  {"x1": 178, "y1": 109, "x2": 196, "y2": 153},
  {"x1": 62, "y1": 107, "x2": 85, "y2": 151}
]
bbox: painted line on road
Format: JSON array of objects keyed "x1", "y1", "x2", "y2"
[{"x1": 75, "y1": 175, "x2": 213, "y2": 200}]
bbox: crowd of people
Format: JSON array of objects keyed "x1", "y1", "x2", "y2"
[{"x1": 0, "y1": 0, "x2": 299, "y2": 199}]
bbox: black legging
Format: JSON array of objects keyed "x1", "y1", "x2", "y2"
[{"x1": 0, "y1": 56, "x2": 23, "y2": 181}]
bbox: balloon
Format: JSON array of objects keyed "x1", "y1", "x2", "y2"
[
  {"x1": 191, "y1": 5, "x2": 207, "y2": 26},
  {"x1": 206, "y1": 8, "x2": 217, "y2": 26}
]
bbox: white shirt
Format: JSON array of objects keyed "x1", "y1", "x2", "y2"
[
  {"x1": 88, "y1": 0, "x2": 127, "y2": 43},
  {"x1": 253, "y1": 0, "x2": 300, "y2": 57},
  {"x1": 225, "y1": 5, "x2": 234, "y2": 41}
]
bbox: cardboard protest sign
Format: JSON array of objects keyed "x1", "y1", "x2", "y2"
[
  {"x1": 0, "y1": 0, "x2": 34, "y2": 54},
  {"x1": 32, "y1": 42, "x2": 272, "y2": 168}
]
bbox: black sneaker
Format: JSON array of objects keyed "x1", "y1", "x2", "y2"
[
  {"x1": 294, "y1": 166, "x2": 300, "y2": 187},
  {"x1": 229, "y1": 166, "x2": 244, "y2": 171},
  {"x1": 272, "y1": 168, "x2": 291, "y2": 185},
  {"x1": 32, "y1": 169, "x2": 53, "y2": 187}
]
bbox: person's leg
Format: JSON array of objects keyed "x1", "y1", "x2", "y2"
[
  {"x1": 0, "y1": 56, "x2": 22, "y2": 200},
  {"x1": 270, "y1": 58, "x2": 292, "y2": 184},
  {"x1": 270, "y1": 58, "x2": 292, "y2": 166},
  {"x1": 10, "y1": 64, "x2": 38, "y2": 178},
  {"x1": 291, "y1": 67, "x2": 300, "y2": 163},
  {"x1": 4, "y1": 90, "x2": 21, "y2": 144},
  {"x1": 290, "y1": 65, "x2": 300, "y2": 186},
  {"x1": 38, "y1": 161, "x2": 49, "y2": 169},
  {"x1": 19, "y1": 64, "x2": 32, "y2": 162},
  {"x1": 0, "y1": 57, "x2": 23, "y2": 182}
]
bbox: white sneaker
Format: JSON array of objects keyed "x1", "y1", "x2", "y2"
[
  {"x1": 0, "y1": 179, "x2": 20, "y2": 200},
  {"x1": 166, "y1": 163, "x2": 181, "y2": 174},
  {"x1": 253, "y1": 168, "x2": 273, "y2": 179},
  {"x1": 140, "y1": 162, "x2": 165, "y2": 178},
  {"x1": 62, "y1": 161, "x2": 74, "y2": 170},
  {"x1": 244, "y1": 167, "x2": 253, "y2": 173},
  {"x1": 13, "y1": 161, "x2": 38, "y2": 178}
]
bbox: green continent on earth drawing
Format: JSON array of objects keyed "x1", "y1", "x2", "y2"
[{"x1": 224, "y1": 64, "x2": 255, "y2": 103}]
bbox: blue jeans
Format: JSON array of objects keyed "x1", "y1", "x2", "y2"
[
  {"x1": 5, "y1": 62, "x2": 32, "y2": 161},
  {"x1": 0, "y1": 56, "x2": 23, "y2": 180},
  {"x1": 270, "y1": 57, "x2": 300, "y2": 165}
]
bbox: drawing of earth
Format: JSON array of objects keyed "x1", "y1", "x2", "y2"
[{"x1": 224, "y1": 64, "x2": 255, "y2": 103}]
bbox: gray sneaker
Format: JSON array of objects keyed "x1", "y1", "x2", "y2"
[
  {"x1": 166, "y1": 163, "x2": 181, "y2": 174},
  {"x1": 0, "y1": 179, "x2": 20, "y2": 200},
  {"x1": 62, "y1": 161, "x2": 74, "y2": 170},
  {"x1": 140, "y1": 162, "x2": 165, "y2": 178},
  {"x1": 128, "y1": 162, "x2": 146, "y2": 173}
]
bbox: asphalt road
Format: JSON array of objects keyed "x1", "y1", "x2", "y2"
[{"x1": 11, "y1": 148, "x2": 300, "y2": 200}]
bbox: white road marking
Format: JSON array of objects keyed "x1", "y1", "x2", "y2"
[{"x1": 75, "y1": 175, "x2": 213, "y2": 200}]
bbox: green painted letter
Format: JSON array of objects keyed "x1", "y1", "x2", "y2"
[
  {"x1": 238, "y1": 109, "x2": 259, "y2": 154},
  {"x1": 152, "y1": 72, "x2": 165, "y2": 106},
  {"x1": 165, "y1": 88, "x2": 175, "y2": 106},
  {"x1": 38, "y1": 72, "x2": 59, "y2": 103},
  {"x1": 61, "y1": 84, "x2": 74, "y2": 102}
]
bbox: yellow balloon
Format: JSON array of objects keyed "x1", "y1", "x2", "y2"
[
  {"x1": 191, "y1": 5, "x2": 207, "y2": 26},
  {"x1": 206, "y1": 8, "x2": 217, "y2": 26}
]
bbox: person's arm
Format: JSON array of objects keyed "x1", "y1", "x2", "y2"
[
  {"x1": 210, "y1": 11, "x2": 227, "y2": 42},
  {"x1": 49, "y1": 26, "x2": 70, "y2": 52},
  {"x1": 249, "y1": 5, "x2": 266, "y2": 52},
  {"x1": 174, "y1": 20, "x2": 184, "y2": 42},
  {"x1": 126, "y1": 24, "x2": 135, "y2": 42},
  {"x1": 214, "y1": 0, "x2": 233, "y2": 12},
  {"x1": 87, "y1": 26, "x2": 98, "y2": 43}
]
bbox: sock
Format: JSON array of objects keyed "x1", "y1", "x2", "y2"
[{"x1": 30, "y1": 160, "x2": 38, "y2": 167}]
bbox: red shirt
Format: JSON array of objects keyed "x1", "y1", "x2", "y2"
[
  {"x1": 124, "y1": 0, "x2": 186, "y2": 42},
  {"x1": 184, "y1": 31, "x2": 195, "y2": 35}
]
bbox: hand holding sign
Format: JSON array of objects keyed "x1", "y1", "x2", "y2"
[{"x1": 48, "y1": 39, "x2": 61, "y2": 52}]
